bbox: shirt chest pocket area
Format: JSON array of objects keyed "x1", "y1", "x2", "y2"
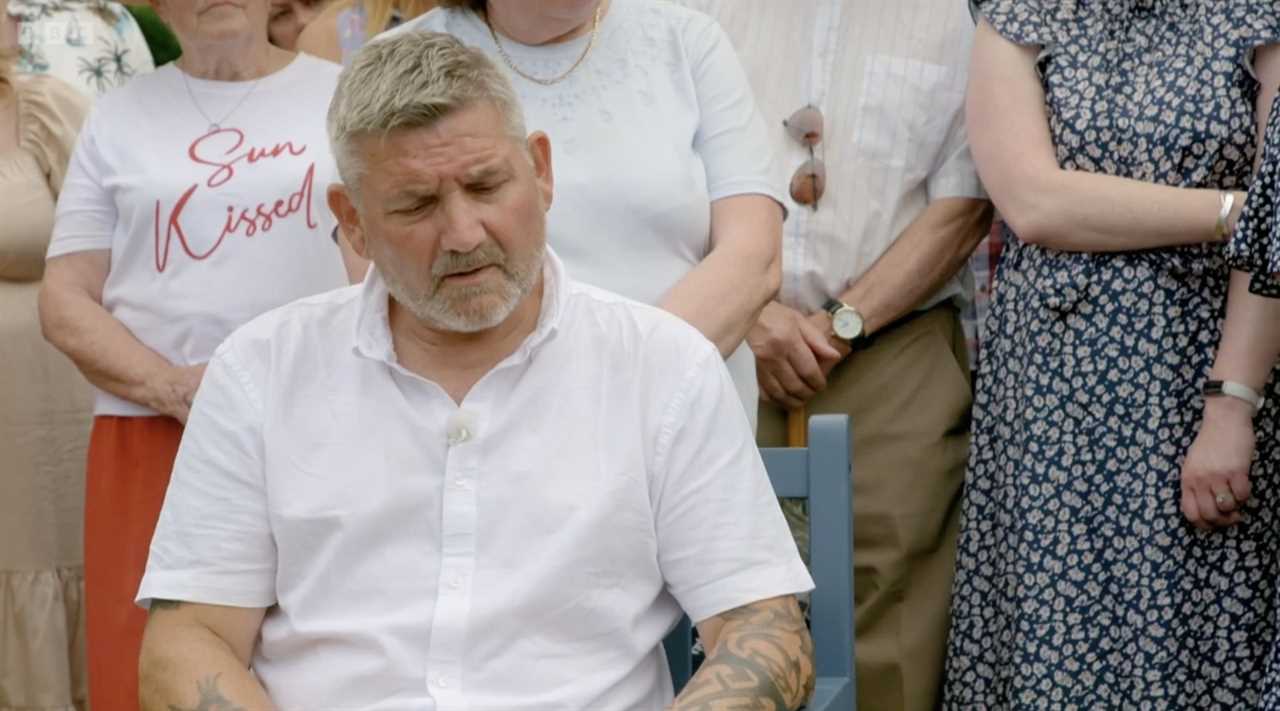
[
  {"x1": 850, "y1": 55, "x2": 964, "y2": 171},
  {"x1": 487, "y1": 433, "x2": 656, "y2": 569},
  {"x1": 263, "y1": 403, "x2": 420, "y2": 554}
]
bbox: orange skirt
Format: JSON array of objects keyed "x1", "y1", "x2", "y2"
[{"x1": 83, "y1": 415, "x2": 182, "y2": 711}]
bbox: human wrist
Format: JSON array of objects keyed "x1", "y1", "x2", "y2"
[
  {"x1": 1203, "y1": 390, "x2": 1257, "y2": 424},
  {"x1": 142, "y1": 364, "x2": 183, "y2": 416}
]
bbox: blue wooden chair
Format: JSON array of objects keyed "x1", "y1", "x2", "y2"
[{"x1": 662, "y1": 414, "x2": 855, "y2": 710}]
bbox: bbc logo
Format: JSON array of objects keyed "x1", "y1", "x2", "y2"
[{"x1": 23, "y1": 19, "x2": 104, "y2": 46}]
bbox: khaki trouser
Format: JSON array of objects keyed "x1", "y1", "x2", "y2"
[{"x1": 758, "y1": 305, "x2": 971, "y2": 711}]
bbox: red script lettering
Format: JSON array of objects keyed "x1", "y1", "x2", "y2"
[{"x1": 153, "y1": 128, "x2": 318, "y2": 273}]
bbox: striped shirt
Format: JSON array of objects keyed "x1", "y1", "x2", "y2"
[{"x1": 680, "y1": 0, "x2": 986, "y2": 315}]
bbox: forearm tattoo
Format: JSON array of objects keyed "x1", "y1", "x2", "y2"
[
  {"x1": 672, "y1": 596, "x2": 816, "y2": 711},
  {"x1": 168, "y1": 674, "x2": 246, "y2": 711}
]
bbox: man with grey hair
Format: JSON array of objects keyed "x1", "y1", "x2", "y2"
[{"x1": 134, "y1": 30, "x2": 815, "y2": 711}]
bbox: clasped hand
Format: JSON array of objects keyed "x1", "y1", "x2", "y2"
[
  {"x1": 1180, "y1": 397, "x2": 1256, "y2": 530},
  {"x1": 748, "y1": 302, "x2": 846, "y2": 409}
]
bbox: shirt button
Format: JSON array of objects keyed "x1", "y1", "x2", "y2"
[
  {"x1": 449, "y1": 576, "x2": 462, "y2": 589},
  {"x1": 446, "y1": 411, "x2": 478, "y2": 446},
  {"x1": 454, "y1": 477, "x2": 469, "y2": 489},
  {"x1": 447, "y1": 426, "x2": 471, "y2": 445},
  {"x1": 434, "y1": 675, "x2": 449, "y2": 688}
]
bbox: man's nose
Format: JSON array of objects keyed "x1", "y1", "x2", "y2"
[{"x1": 438, "y1": 195, "x2": 488, "y2": 254}]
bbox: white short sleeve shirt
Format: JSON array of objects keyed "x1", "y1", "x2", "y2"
[
  {"x1": 392, "y1": 0, "x2": 784, "y2": 427},
  {"x1": 137, "y1": 252, "x2": 813, "y2": 711},
  {"x1": 47, "y1": 55, "x2": 350, "y2": 415}
]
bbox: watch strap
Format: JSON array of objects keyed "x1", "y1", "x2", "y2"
[
  {"x1": 822, "y1": 298, "x2": 845, "y2": 316},
  {"x1": 1204, "y1": 379, "x2": 1264, "y2": 414}
]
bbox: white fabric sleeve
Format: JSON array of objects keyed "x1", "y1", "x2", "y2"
[
  {"x1": 927, "y1": 103, "x2": 986, "y2": 201},
  {"x1": 47, "y1": 107, "x2": 117, "y2": 258},
  {"x1": 651, "y1": 343, "x2": 814, "y2": 624},
  {"x1": 135, "y1": 340, "x2": 277, "y2": 609},
  {"x1": 684, "y1": 12, "x2": 788, "y2": 208},
  {"x1": 925, "y1": 35, "x2": 986, "y2": 202}
]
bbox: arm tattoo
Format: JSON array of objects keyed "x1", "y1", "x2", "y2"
[
  {"x1": 168, "y1": 674, "x2": 247, "y2": 711},
  {"x1": 672, "y1": 596, "x2": 816, "y2": 711}
]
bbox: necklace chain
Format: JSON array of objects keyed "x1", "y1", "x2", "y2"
[
  {"x1": 179, "y1": 67, "x2": 265, "y2": 134},
  {"x1": 487, "y1": 3, "x2": 603, "y2": 87}
]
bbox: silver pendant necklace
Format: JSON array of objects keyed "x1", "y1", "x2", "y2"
[{"x1": 179, "y1": 66, "x2": 265, "y2": 134}]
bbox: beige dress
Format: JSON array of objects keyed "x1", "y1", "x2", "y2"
[{"x1": 0, "y1": 73, "x2": 91, "y2": 711}]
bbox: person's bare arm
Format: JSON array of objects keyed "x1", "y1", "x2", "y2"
[
  {"x1": 1204, "y1": 273, "x2": 1280, "y2": 398},
  {"x1": 751, "y1": 197, "x2": 991, "y2": 408},
  {"x1": 140, "y1": 600, "x2": 275, "y2": 710},
  {"x1": 1180, "y1": 43, "x2": 1280, "y2": 530},
  {"x1": 669, "y1": 595, "x2": 815, "y2": 711},
  {"x1": 969, "y1": 19, "x2": 1247, "y2": 253},
  {"x1": 39, "y1": 251, "x2": 205, "y2": 422},
  {"x1": 1213, "y1": 279, "x2": 1280, "y2": 395},
  {"x1": 1180, "y1": 272, "x2": 1280, "y2": 530},
  {"x1": 1206, "y1": 43, "x2": 1280, "y2": 394},
  {"x1": 660, "y1": 194, "x2": 783, "y2": 358},
  {"x1": 830, "y1": 196, "x2": 993, "y2": 338}
]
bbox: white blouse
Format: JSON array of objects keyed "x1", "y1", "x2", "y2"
[{"x1": 398, "y1": 0, "x2": 786, "y2": 427}]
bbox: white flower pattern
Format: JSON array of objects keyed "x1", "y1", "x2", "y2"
[
  {"x1": 1231, "y1": 95, "x2": 1280, "y2": 298},
  {"x1": 945, "y1": 0, "x2": 1280, "y2": 708}
]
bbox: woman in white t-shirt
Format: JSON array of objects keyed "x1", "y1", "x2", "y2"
[
  {"x1": 36, "y1": 0, "x2": 356, "y2": 706},
  {"x1": 395, "y1": 0, "x2": 784, "y2": 429}
]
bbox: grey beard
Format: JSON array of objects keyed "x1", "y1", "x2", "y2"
[{"x1": 382, "y1": 244, "x2": 544, "y2": 333}]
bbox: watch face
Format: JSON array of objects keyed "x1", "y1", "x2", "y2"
[{"x1": 832, "y1": 309, "x2": 863, "y2": 340}]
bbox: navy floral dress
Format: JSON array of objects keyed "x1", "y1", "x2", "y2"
[
  {"x1": 1232, "y1": 96, "x2": 1280, "y2": 299},
  {"x1": 1241, "y1": 89, "x2": 1280, "y2": 711},
  {"x1": 945, "y1": 1, "x2": 1280, "y2": 707}
]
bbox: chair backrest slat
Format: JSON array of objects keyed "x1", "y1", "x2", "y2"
[
  {"x1": 804, "y1": 415, "x2": 855, "y2": 682},
  {"x1": 662, "y1": 617, "x2": 694, "y2": 691},
  {"x1": 759, "y1": 449, "x2": 808, "y2": 498}
]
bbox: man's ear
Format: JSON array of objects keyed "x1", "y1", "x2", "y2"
[
  {"x1": 327, "y1": 183, "x2": 369, "y2": 259},
  {"x1": 526, "y1": 131, "x2": 553, "y2": 212}
]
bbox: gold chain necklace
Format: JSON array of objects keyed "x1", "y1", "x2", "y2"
[{"x1": 487, "y1": 3, "x2": 603, "y2": 86}]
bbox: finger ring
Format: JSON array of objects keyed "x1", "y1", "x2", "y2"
[{"x1": 1216, "y1": 493, "x2": 1233, "y2": 506}]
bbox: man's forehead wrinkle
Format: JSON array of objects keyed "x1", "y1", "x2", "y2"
[{"x1": 371, "y1": 135, "x2": 509, "y2": 186}]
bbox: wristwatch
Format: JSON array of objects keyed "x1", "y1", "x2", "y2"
[
  {"x1": 1204, "y1": 379, "x2": 1264, "y2": 414},
  {"x1": 822, "y1": 298, "x2": 865, "y2": 346}
]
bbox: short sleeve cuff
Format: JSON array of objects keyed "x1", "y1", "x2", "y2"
[
  {"x1": 970, "y1": 0, "x2": 1053, "y2": 47},
  {"x1": 1237, "y1": 8, "x2": 1280, "y2": 77},
  {"x1": 46, "y1": 234, "x2": 111, "y2": 259},
  {"x1": 927, "y1": 171, "x2": 987, "y2": 201},
  {"x1": 675, "y1": 563, "x2": 815, "y2": 625},
  {"x1": 707, "y1": 178, "x2": 789, "y2": 215},
  {"x1": 136, "y1": 571, "x2": 277, "y2": 610}
]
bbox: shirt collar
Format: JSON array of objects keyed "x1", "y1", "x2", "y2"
[{"x1": 353, "y1": 246, "x2": 568, "y2": 366}]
